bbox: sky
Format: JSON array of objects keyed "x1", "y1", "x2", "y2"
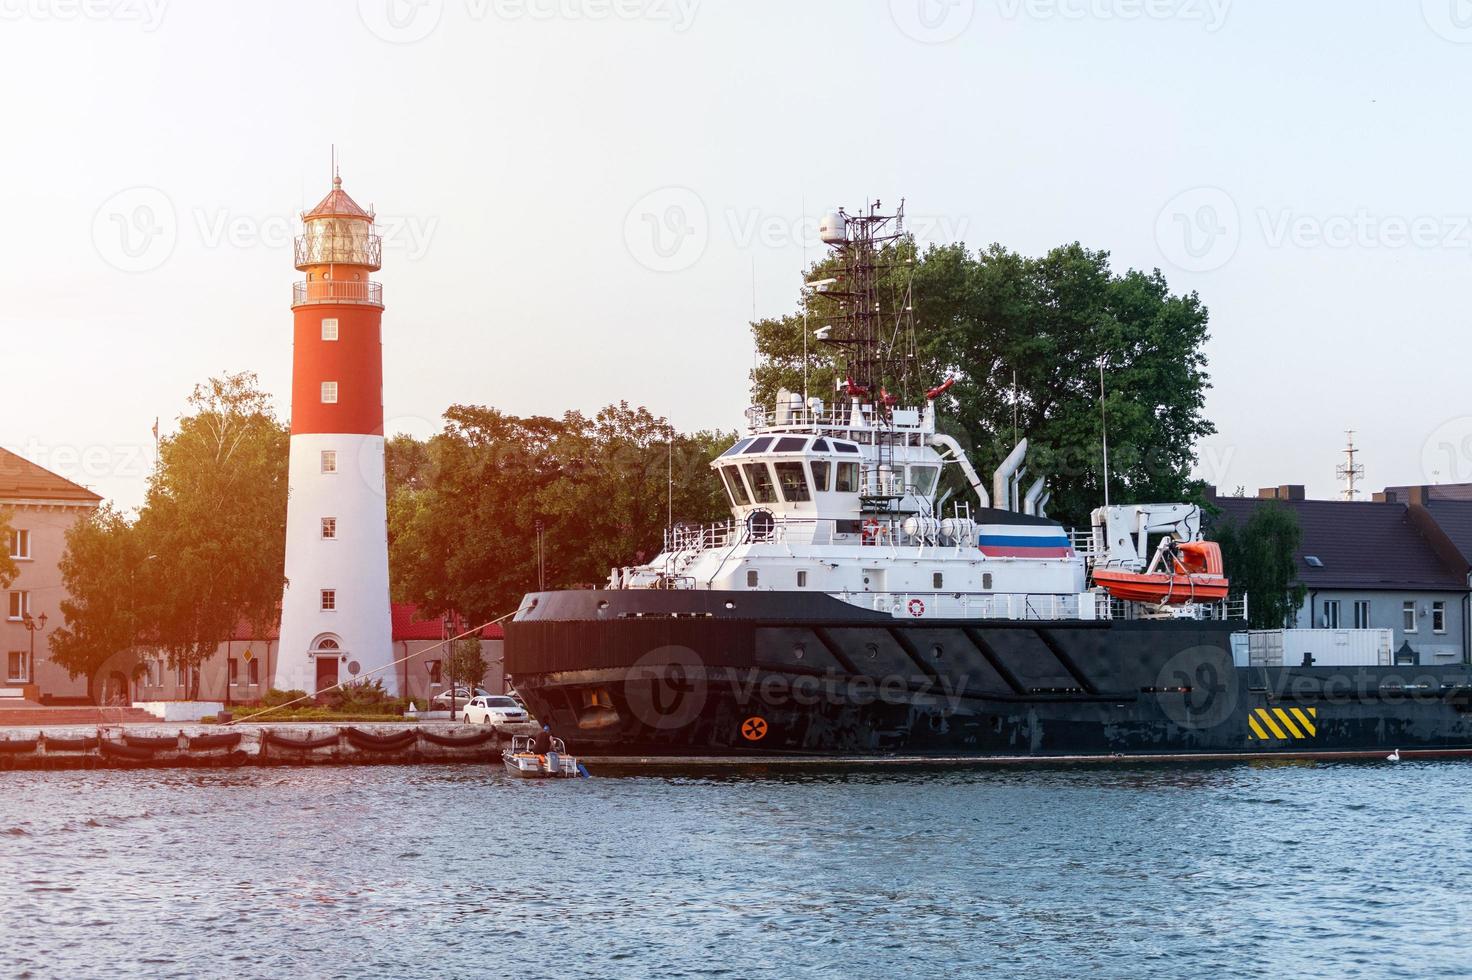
[{"x1": 3, "y1": 0, "x2": 1472, "y2": 510}]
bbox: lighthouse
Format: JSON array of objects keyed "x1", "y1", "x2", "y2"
[{"x1": 275, "y1": 172, "x2": 396, "y2": 696}]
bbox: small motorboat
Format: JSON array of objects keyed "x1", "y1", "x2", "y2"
[
  {"x1": 502, "y1": 735, "x2": 586, "y2": 778},
  {"x1": 1092, "y1": 539, "x2": 1229, "y2": 606}
]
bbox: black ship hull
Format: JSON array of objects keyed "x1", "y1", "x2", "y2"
[{"x1": 504, "y1": 590, "x2": 1472, "y2": 760}]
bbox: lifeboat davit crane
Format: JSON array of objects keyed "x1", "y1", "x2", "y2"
[{"x1": 1092, "y1": 537, "x2": 1229, "y2": 606}]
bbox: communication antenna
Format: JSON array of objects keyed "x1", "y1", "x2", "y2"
[
  {"x1": 1099, "y1": 360, "x2": 1111, "y2": 508},
  {"x1": 1337, "y1": 429, "x2": 1365, "y2": 500}
]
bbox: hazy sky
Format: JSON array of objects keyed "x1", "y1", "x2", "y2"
[{"x1": 4, "y1": 1, "x2": 1472, "y2": 510}]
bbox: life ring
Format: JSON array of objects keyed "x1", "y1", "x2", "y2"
[
  {"x1": 907, "y1": 598, "x2": 926, "y2": 617},
  {"x1": 861, "y1": 519, "x2": 881, "y2": 545}
]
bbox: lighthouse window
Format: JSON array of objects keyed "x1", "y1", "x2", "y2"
[
  {"x1": 835, "y1": 462, "x2": 859, "y2": 493},
  {"x1": 321, "y1": 518, "x2": 337, "y2": 540},
  {"x1": 320, "y1": 590, "x2": 337, "y2": 612},
  {"x1": 320, "y1": 451, "x2": 338, "y2": 474},
  {"x1": 774, "y1": 462, "x2": 810, "y2": 502},
  {"x1": 743, "y1": 463, "x2": 778, "y2": 504},
  {"x1": 719, "y1": 467, "x2": 751, "y2": 506},
  {"x1": 321, "y1": 381, "x2": 339, "y2": 404},
  {"x1": 810, "y1": 460, "x2": 830, "y2": 492},
  {"x1": 321, "y1": 318, "x2": 339, "y2": 341}
]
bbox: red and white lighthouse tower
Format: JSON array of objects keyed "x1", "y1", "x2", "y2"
[{"x1": 276, "y1": 172, "x2": 396, "y2": 695}]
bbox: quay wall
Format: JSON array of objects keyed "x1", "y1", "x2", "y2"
[{"x1": 0, "y1": 721, "x2": 539, "y2": 771}]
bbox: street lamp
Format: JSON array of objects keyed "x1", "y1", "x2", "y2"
[{"x1": 21, "y1": 611, "x2": 47, "y2": 686}]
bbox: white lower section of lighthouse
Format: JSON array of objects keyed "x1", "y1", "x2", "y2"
[{"x1": 276, "y1": 432, "x2": 397, "y2": 695}]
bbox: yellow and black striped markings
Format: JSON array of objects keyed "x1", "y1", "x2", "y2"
[{"x1": 1248, "y1": 706, "x2": 1317, "y2": 742}]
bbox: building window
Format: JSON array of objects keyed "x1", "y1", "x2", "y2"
[
  {"x1": 321, "y1": 451, "x2": 338, "y2": 474},
  {"x1": 6, "y1": 651, "x2": 26, "y2": 683},
  {"x1": 321, "y1": 517, "x2": 337, "y2": 540},
  {"x1": 321, "y1": 318, "x2": 339, "y2": 341},
  {"x1": 747, "y1": 569, "x2": 759, "y2": 588},
  {"x1": 933, "y1": 572, "x2": 944, "y2": 589},
  {"x1": 1403, "y1": 600, "x2": 1417, "y2": 633},
  {"x1": 427, "y1": 660, "x2": 443, "y2": 684},
  {"x1": 176, "y1": 664, "x2": 186, "y2": 687},
  {"x1": 248, "y1": 659, "x2": 260, "y2": 686},
  {"x1": 228, "y1": 659, "x2": 239, "y2": 685},
  {"x1": 321, "y1": 589, "x2": 336, "y2": 611},
  {"x1": 7, "y1": 529, "x2": 29, "y2": 560},
  {"x1": 796, "y1": 570, "x2": 807, "y2": 588},
  {"x1": 1321, "y1": 600, "x2": 1340, "y2": 629},
  {"x1": 1433, "y1": 601, "x2": 1447, "y2": 634},
  {"x1": 7, "y1": 591, "x2": 28, "y2": 621},
  {"x1": 1353, "y1": 600, "x2": 1371, "y2": 630},
  {"x1": 321, "y1": 381, "x2": 339, "y2": 404}
]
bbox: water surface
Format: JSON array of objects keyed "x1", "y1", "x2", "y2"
[{"x1": 2, "y1": 760, "x2": 1468, "y2": 978}]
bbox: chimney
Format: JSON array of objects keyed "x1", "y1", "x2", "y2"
[{"x1": 1279, "y1": 485, "x2": 1306, "y2": 501}]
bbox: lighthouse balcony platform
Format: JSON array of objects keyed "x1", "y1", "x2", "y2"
[{"x1": 292, "y1": 280, "x2": 383, "y2": 308}]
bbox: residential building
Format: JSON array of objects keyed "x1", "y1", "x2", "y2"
[
  {"x1": 0, "y1": 448, "x2": 103, "y2": 702},
  {"x1": 1208, "y1": 485, "x2": 1468, "y2": 665}
]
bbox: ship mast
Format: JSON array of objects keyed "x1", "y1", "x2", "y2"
[{"x1": 816, "y1": 200, "x2": 917, "y2": 511}]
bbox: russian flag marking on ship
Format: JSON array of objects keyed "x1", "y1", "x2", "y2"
[{"x1": 977, "y1": 527, "x2": 1073, "y2": 559}]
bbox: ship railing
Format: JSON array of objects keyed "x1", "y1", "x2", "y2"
[
  {"x1": 1068, "y1": 529, "x2": 1099, "y2": 563},
  {"x1": 1109, "y1": 594, "x2": 1249, "y2": 621},
  {"x1": 845, "y1": 591, "x2": 1113, "y2": 622},
  {"x1": 744, "y1": 405, "x2": 933, "y2": 434}
]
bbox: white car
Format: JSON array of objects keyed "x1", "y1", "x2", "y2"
[
  {"x1": 430, "y1": 687, "x2": 488, "y2": 709},
  {"x1": 461, "y1": 695, "x2": 530, "y2": 726}
]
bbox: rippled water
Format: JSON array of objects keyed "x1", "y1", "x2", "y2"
[{"x1": 2, "y1": 760, "x2": 1470, "y2": 978}]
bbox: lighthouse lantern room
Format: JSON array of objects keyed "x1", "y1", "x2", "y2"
[{"x1": 275, "y1": 171, "x2": 396, "y2": 696}]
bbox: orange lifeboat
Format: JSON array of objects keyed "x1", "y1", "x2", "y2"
[{"x1": 1092, "y1": 541, "x2": 1229, "y2": 606}]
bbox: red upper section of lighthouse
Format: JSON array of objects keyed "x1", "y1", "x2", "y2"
[{"x1": 290, "y1": 173, "x2": 385, "y2": 437}]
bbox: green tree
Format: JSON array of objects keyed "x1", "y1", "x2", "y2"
[
  {"x1": 389, "y1": 403, "x2": 734, "y2": 624},
  {"x1": 1209, "y1": 502, "x2": 1306, "y2": 629},
  {"x1": 0, "y1": 508, "x2": 17, "y2": 590},
  {"x1": 51, "y1": 373, "x2": 289, "y2": 700},
  {"x1": 445, "y1": 636, "x2": 488, "y2": 699},
  {"x1": 751, "y1": 241, "x2": 1215, "y2": 526},
  {"x1": 48, "y1": 505, "x2": 151, "y2": 702}
]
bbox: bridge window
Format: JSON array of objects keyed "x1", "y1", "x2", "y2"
[
  {"x1": 773, "y1": 462, "x2": 810, "y2": 502},
  {"x1": 835, "y1": 462, "x2": 858, "y2": 493},
  {"x1": 774, "y1": 437, "x2": 807, "y2": 452},
  {"x1": 742, "y1": 437, "x2": 773, "y2": 454},
  {"x1": 812, "y1": 438, "x2": 829, "y2": 451},
  {"x1": 910, "y1": 465, "x2": 939, "y2": 496},
  {"x1": 719, "y1": 466, "x2": 751, "y2": 506},
  {"x1": 719, "y1": 438, "x2": 754, "y2": 458},
  {"x1": 810, "y1": 460, "x2": 830, "y2": 492},
  {"x1": 743, "y1": 463, "x2": 778, "y2": 504},
  {"x1": 835, "y1": 442, "x2": 860, "y2": 453}
]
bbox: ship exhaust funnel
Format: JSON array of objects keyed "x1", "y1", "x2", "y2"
[
  {"x1": 1024, "y1": 476, "x2": 1046, "y2": 515},
  {"x1": 993, "y1": 439, "x2": 1027, "y2": 511},
  {"x1": 927, "y1": 434, "x2": 989, "y2": 508}
]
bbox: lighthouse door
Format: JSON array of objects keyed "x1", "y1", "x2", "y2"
[{"x1": 315, "y1": 656, "x2": 338, "y2": 696}]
